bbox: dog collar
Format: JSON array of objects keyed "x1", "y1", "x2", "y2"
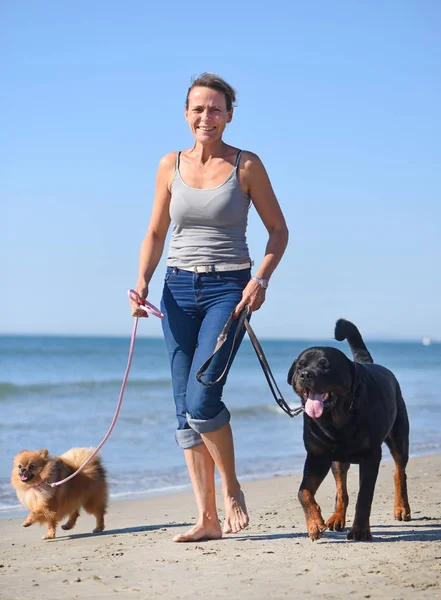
[{"x1": 31, "y1": 480, "x2": 45, "y2": 488}]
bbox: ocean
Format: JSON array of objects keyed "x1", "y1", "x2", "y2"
[{"x1": 1, "y1": 333, "x2": 440, "y2": 517}]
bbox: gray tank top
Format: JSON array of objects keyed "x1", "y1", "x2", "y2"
[{"x1": 166, "y1": 150, "x2": 252, "y2": 267}]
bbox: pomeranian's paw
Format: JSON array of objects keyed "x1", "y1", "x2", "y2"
[
  {"x1": 22, "y1": 520, "x2": 33, "y2": 528},
  {"x1": 92, "y1": 526, "x2": 105, "y2": 533},
  {"x1": 42, "y1": 531, "x2": 55, "y2": 540}
]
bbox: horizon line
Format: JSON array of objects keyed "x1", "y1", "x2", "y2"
[{"x1": 0, "y1": 332, "x2": 438, "y2": 344}]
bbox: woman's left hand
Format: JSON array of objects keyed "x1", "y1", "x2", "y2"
[{"x1": 233, "y1": 279, "x2": 266, "y2": 317}]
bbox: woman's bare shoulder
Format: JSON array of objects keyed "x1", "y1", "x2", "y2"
[
  {"x1": 238, "y1": 151, "x2": 268, "y2": 176},
  {"x1": 239, "y1": 150, "x2": 264, "y2": 167},
  {"x1": 158, "y1": 151, "x2": 179, "y2": 170}
]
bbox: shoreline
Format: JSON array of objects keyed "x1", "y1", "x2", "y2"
[
  {"x1": 2, "y1": 446, "x2": 440, "y2": 520},
  {"x1": 1, "y1": 453, "x2": 441, "y2": 599}
]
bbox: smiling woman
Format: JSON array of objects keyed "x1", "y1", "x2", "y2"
[
  {"x1": 128, "y1": 72, "x2": 289, "y2": 543},
  {"x1": 180, "y1": 75, "x2": 236, "y2": 185}
]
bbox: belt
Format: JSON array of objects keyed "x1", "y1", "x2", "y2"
[{"x1": 174, "y1": 262, "x2": 253, "y2": 274}]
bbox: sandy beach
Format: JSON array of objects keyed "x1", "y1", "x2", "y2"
[{"x1": 1, "y1": 453, "x2": 440, "y2": 600}]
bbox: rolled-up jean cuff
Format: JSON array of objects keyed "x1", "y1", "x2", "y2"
[
  {"x1": 175, "y1": 428, "x2": 204, "y2": 449},
  {"x1": 186, "y1": 407, "x2": 231, "y2": 434}
]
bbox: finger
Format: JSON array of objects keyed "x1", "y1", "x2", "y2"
[
  {"x1": 132, "y1": 307, "x2": 148, "y2": 318},
  {"x1": 247, "y1": 297, "x2": 265, "y2": 312},
  {"x1": 130, "y1": 306, "x2": 143, "y2": 317},
  {"x1": 233, "y1": 301, "x2": 248, "y2": 318},
  {"x1": 129, "y1": 299, "x2": 140, "y2": 311}
]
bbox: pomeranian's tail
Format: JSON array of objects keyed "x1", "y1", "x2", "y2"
[
  {"x1": 60, "y1": 447, "x2": 106, "y2": 480},
  {"x1": 334, "y1": 319, "x2": 374, "y2": 364}
]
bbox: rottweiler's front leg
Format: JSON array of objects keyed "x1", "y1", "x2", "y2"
[
  {"x1": 348, "y1": 452, "x2": 381, "y2": 541},
  {"x1": 326, "y1": 461, "x2": 350, "y2": 531},
  {"x1": 299, "y1": 454, "x2": 332, "y2": 541}
]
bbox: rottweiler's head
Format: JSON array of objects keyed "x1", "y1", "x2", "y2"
[{"x1": 287, "y1": 347, "x2": 353, "y2": 419}]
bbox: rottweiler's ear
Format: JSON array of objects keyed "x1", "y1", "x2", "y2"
[{"x1": 287, "y1": 360, "x2": 297, "y2": 385}]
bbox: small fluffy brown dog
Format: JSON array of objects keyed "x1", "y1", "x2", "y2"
[{"x1": 11, "y1": 447, "x2": 108, "y2": 539}]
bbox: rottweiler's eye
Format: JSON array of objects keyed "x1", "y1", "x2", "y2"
[
  {"x1": 297, "y1": 361, "x2": 305, "y2": 369},
  {"x1": 318, "y1": 359, "x2": 329, "y2": 369}
]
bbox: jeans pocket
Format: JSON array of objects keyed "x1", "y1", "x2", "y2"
[
  {"x1": 164, "y1": 268, "x2": 177, "y2": 283},
  {"x1": 216, "y1": 269, "x2": 251, "y2": 286}
]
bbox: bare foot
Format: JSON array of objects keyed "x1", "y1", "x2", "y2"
[
  {"x1": 173, "y1": 520, "x2": 222, "y2": 543},
  {"x1": 223, "y1": 489, "x2": 249, "y2": 534}
]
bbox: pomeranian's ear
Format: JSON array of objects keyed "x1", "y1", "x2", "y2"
[
  {"x1": 287, "y1": 360, "x2": 297, "y2": 385},
  {"x1": 39, "y1": 449, "x2": 49, "y2": 459}
]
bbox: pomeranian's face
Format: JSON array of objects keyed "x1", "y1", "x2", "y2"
[{"x1": 13, "y1": 449, "x2": 49, "y2": 484}]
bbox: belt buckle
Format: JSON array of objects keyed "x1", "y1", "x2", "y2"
[{"x1": 196, "y1": 265, "x2": 211, "y2": 273}]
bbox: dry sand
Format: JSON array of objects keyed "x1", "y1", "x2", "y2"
[{"x1": 1, "y1": 453, "x2": 441, "y2": 600}]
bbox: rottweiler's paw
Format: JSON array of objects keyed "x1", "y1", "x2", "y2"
[
  {"x1": 394, "y1": 505, "x2": 411, "y2": 521},
  {"x1": 347, "y1": 525, "x2": 372, "y2": 541},
  {"x1": 326, "y1": 513, "x2": 346, "y2": 531},
  {"x1": 306, "y1": 519, "x2": 327, "y2": 541}
]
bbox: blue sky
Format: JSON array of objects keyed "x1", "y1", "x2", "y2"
[{"x1": 2, "y1": 1, "x2": 440, "y2": 340}]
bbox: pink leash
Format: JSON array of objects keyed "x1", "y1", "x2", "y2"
[{"x1": 48, "y1": 290, "x2": 164, "y2": 488}]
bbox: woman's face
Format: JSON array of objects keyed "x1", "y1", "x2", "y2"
[{"x1": 185, "y1": 86, "x2": 232, "y2": 143}]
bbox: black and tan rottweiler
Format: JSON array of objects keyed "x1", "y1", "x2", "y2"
[{"x1": 287, "y1": 319, "x2": 411, "y2": 541}]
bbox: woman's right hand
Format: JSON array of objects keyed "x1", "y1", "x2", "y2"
[{"x1": 129, "y1": 284, "x2": 150, "y2": 317}]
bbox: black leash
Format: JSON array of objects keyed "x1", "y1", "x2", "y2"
[{"x1": 196, "y1": 306, "x2": 303, "y2": 418}]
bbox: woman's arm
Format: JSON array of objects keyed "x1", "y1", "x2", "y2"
[
  {"x1": 130, "y1": 153, "x2": 175, "y2": 317},
  {"x1": 235, "y1": 152, "x2": 289, "y2": 315}
]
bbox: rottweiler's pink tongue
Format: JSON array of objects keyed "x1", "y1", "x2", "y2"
[{"x1": 305, "y1": 393, "x2": 325, "y2": 418}]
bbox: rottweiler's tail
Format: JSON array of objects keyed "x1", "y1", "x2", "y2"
[{"x1": 334, "y1": 319, "x2": 374, "y2": 364}]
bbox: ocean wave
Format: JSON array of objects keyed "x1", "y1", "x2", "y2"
[
  {"x1": 230, "y1": 402, "x2": 303, "y2": 418},
  {"x1": 0, "y1": 378, "x2": 172, "y2": 399},
  {"x1": 0, "y1": 501, "x2": 24, "y2": 513}
]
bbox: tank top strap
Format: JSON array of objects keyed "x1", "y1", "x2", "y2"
[
  {"x1": 235, "y1": 150, "x2": 243, "y2": 169},
  {"x1": 175, "y1": 151, "x2": 181, "y2": 172}
]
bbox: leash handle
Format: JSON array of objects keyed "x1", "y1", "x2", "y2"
[{"x1": 128, "y1": 289, "x2": 164, "y2": 319}]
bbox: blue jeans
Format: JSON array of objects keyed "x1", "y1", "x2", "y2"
[{"x1": 161, "y1": 266, "x2": 251, "y2": 449}]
